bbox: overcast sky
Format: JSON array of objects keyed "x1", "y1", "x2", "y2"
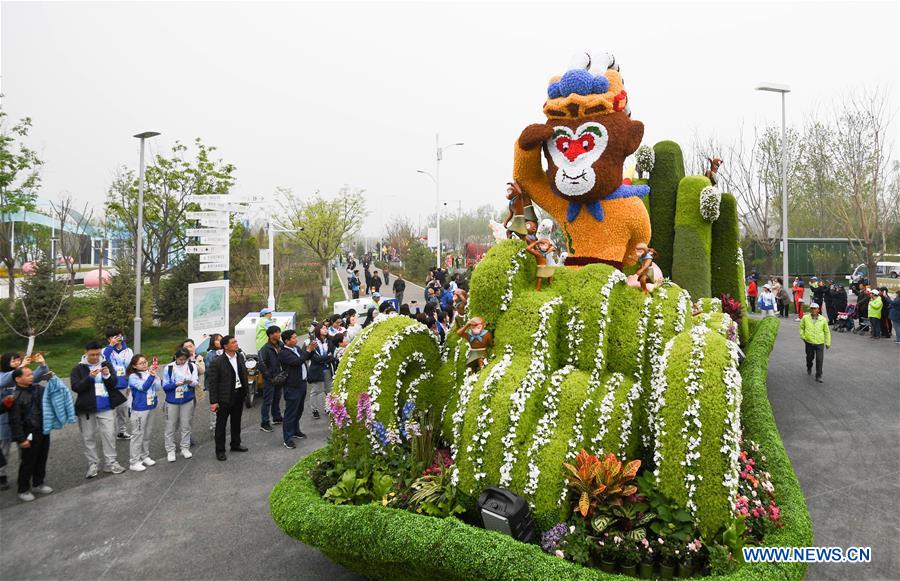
[{"x1": 2, "y1": 1, "x2": 898, "y2": 236}]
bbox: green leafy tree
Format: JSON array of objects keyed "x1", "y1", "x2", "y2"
[
  {"x1": 105, "y1": 139, "x2": 236, "y2": 320},
  {"x1": 281, "y1": 186, "x2": 366, "y2": 310},
  {"x1": 94, "y1": 252, "x2": 139, "y2": 334},
  {"x1": 157, "y1": 254, "x2": 215, "y2": 328},
  {"x1": 0, "y1": 107, "x2": 43, "y2": 300},
  {"x1": 404, "y1": 241, "x2": 435, "y2": 283},
  {"x1": 0, "y1": 251, "x2": 71, "y2": 351}
]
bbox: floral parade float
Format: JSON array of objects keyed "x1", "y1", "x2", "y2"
[{"x1": 270, "y1": 52, "x2": 811, "y2": 579}]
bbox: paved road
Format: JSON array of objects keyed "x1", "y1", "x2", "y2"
[
  {"x1": 762, "y1": 313, "x2": 899, "y2": 580},
  {"x1": 0, "y1": 394, "x2": 360, "y2": 580},
  {"x1": 333, "y1": 264, "x2": 428, "y2": 305}
]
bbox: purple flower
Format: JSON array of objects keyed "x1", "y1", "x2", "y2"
[
  {"x1": 541, "y1": 523, "x2": 569, "y2": 553},
  {"x1": 325, "y1": 394, "x2": 350, "y2": 429},
  {"x1": 356, "y1": 392, "x2": 374, "y2": 425},
  {"x1": 401, "y1": 401, "x2": 416, "y2": 422}
]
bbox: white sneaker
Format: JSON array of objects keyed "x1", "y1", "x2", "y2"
[
  {"x1": 18, "y1": 492, "x2": 35, "y2": 502},
  {"x1": 167, "y1": 451, "x2": 176, "y2": 462},
  {"x1": 142, "y1": 457, "x2": 156, "y2": 467},
  {"x1": 33, "y1": 484, "x2": 53, "y2": 494},
  {"x1": 181, "y1": 449, "x2": 193, "y2": 459},
  {"x1": 104, "y1": 463, "x2": 126, "y2": 475},
  {"x1": 129, "y1": 463, "x2": 147, "y2": 472},
  {"x1": 85, "y1": 463, "x2": 99, "y2": 479}
]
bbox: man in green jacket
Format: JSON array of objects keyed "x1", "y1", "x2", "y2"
[
  {"x1": 800, "y1": 303, "x2": 831, "y2": 383},
  {"x1": 256, "y1": 308, "x2": 274, "y2": 352}
]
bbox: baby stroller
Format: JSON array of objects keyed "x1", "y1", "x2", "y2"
[
  {"x1": 834, "y1": 304, "x2": 857, "y2": 333},
  {"x1": 852, "y1": 306, "x2": 871, "y2": 336}
]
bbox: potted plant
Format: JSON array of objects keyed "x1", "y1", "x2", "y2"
[
  {"x1": 657, "y1": 537, "x2": 678, "y2": 579},
  {"x1": 618, "y1": 539, "x2": 642, "y2": 577},
  {"x1": 678, "y1": 539, "x2": 702, "y2": 577},
  {"x1": 638, "y1": 538, "x2": 657, "y2": 579},
  {"x1": 594, "y1": 533, "x2": 621, "y2": 573}
]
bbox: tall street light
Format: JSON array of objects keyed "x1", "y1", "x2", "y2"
[
  {"x1": 755, "y1": 83, "x2": 790, "y2": 289},
  {"x1": 418, "y1": 133, "x2": 463, "y2": 269},
  {"x1": 132, "y1": 131, "x2": 160, "y2": 353}
]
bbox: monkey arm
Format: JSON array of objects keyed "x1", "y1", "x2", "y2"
[
  {"x1": 513, "y1": 126, "x2": 567, "y2": 224},
  {"x1": 623, "y1": 199, "x2": 652, "y2": 267}
]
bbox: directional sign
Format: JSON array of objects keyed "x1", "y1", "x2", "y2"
[
  {"x1": 199, "y1": 261, "x2": 230, "y2": 272},
  {"x1": 186, "y1": 211, "x2": 229, "y2": 220},
  {"x1": 197, "y1": 215, "x2": 230, "y2": 228},
  {"x1": 199, "y1": 236, "x2": 230, "y2": 246},
  {"x1": 187, "y1": 227, "x2": 230, "y2": 238},
  {"x1": 235, "y1": 193, "x2": 268, "y2": 204},
  {"x1": 185, "y1": 194, "x2": 230, "y2": 204},
  {"x1": 197, "y1": 201, "x2": 230, "y2": 212},
  {"x1": 200, "y1": 252, "x2": 230, "y2": 263},
  {"x1": 186, "y1": 245, "x2": 214, "y2": 254}
]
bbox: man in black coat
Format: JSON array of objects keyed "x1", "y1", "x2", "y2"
[
  {"x1": 207, "y1": 335, "x2": 250, "y2": 461},
  {"x1": 257, "y1": 325, "x2": 283, "y2": 432},
  {"x1": 393, "y1": 277, "x2": 406, "y2": 306},
  {"x1": 277, "y1": 330, "x2": 313, "y2": 448},
  {"x1": 70, "y1": 341, "x2": 126, "y2": 477}
]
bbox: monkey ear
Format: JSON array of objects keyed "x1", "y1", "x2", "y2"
[{"x1": 624, "y1": 119, "x2": 644, "y2": 156}]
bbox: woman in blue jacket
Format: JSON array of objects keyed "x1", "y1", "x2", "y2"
[
  {"x1": 126, "y1": 355, "x2": 161, "y2": 472},
  {"x1": 162, "y1": 349, "x2": 198, "y2": 462}
]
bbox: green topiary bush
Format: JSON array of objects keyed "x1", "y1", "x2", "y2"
[
  {"x1": 650, "y1": 326, "x2": 741, "y2": 538},
  {"x1": 672, "y1": 176, "x2": 713, "y2": 298},
  {"x1": 711, "y1": 193, "x2": 749, "y2": 344},
  {"x1": 648, "y1": 141, "x2": 686, "y2": 278},
  {"x1": 270, "y1": 314, "x2": 811, "y2": 579},
  {"x1": 467, "y1": 238, "x2": 535, "y2": 327},
  {"x1": 333, "y1": 315, "x2": 442, "y2": 457}
]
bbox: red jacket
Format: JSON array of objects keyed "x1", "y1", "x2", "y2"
[{"x1": 747, "y1": 280, "x2": 758, "y2": 297}]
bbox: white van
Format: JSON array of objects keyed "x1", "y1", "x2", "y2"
[{"x1": 846, "y1": 262, "x2": 900, "y2": 283}]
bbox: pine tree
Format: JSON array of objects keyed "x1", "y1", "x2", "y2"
[
  {"x1": 10, "y1": 251, "x2": 71, "y2": 337},
  {"x1": 94, "y1": 252, "x2": 138, "y2": 333}
]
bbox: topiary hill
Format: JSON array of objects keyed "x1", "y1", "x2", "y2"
[{"x1": 331, "y1": 238, "x2": 746, "y2": 531}]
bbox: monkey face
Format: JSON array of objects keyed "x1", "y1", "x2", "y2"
[{"x1": 542, "y1": 112, "x2": 644, "y2": 204}]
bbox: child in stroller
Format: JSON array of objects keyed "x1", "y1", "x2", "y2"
[{"x1": 835, "y1": 303, "x2": 857, "y2": 332}]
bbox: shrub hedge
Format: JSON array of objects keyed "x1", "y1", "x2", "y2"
[
  {"x1": 648, "y1": 141, "x2": 686, "y2": 278},
  {"x1": 270, "y1": 314, "x2": 811, "y2": 580},
  {"x1": 672, "y1": 176, "x2": 713, "y2": 299}
]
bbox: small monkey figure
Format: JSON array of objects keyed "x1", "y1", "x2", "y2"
[
  {"x1": 632, "y1": 243, "x2": 662, "y2": 293},
  {"x1": 526, "y1": 237, "x2": 558, "y2": 291},
  {"x1": 457, "y1": 316, "x2": 493, "y2": 372},
  {"x1": 705, "y1": 158, "x2": 723, "y2": 186}
]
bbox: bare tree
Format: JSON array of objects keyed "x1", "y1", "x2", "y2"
[
  {"x1": 814, "y1": 90, "x2": 898, "y2": 280},
  {"x1": 717, "y1": 123, "x2": 802, "y2": 273},
  {"x1": 383, "y1": 216, "x2": 417, "y2": 261},
  {"x1": 49, "y1": 193, "x2": 94, "y2": 284}
]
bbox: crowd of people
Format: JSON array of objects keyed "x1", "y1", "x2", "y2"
[
  {"x1": 746, "y1": 271, "x2": 899, "y2": 341},
  {"x1": 744, "y1": 271, "x2": 900, "y2": 384}
]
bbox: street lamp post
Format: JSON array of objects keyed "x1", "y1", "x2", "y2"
[
  {"x1": 755, "y1": 83, "x2": 790, "y2": 289},
  {"x1": 418, "y1": 133, "x2": 463, "y2": 269},
  {"x1": 132, "y1": 131, "x2": 160, "y2": 353}
]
